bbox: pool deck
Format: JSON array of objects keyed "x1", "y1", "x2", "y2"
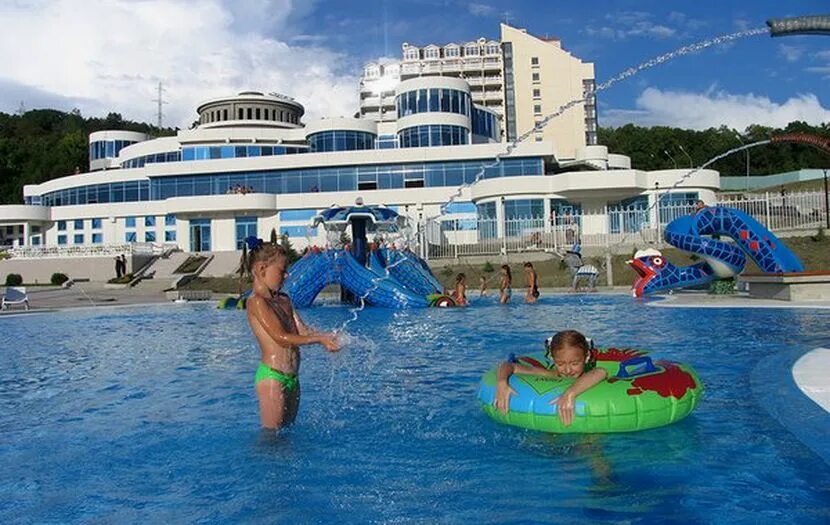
[
  {"x1": 651, "y1": 291, "x2": 830, "y2": 310},
  {"x1": 793, "y1": 348, "x2": 830, "y2": 413}
]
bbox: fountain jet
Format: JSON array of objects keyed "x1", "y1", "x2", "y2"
[{"x1": 767, "y1": 15, "x2": 830, "y2": 37}]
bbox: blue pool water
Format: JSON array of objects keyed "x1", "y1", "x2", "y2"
[{"x1": 2, "y1": 295, "x2": 829, "y2": 523}]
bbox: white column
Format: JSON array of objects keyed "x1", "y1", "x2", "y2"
[{"x1": 21, "y1": 223, "x2": 28, "y2": 247}]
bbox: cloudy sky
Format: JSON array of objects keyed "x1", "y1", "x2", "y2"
[{"x1": 1, "y1": 0, "x2": 827, "y2": 130}]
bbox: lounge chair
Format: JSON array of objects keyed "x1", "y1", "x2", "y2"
[{"x1": 1, "y1": 286, "x2": 29, "y2": 310}]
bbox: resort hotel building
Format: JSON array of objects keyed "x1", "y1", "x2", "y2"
[{"x1": 0, "y1": 23, "x2": 718, "y2": 279}]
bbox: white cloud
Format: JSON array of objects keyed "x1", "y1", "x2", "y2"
[
  {"x1": 468, "y1": 3, "x2": 497, "y2": 17},
  {"x1": 778, "y1": 45, "x2": 804, "y2": 63},
  {"x1": 0, "y1": 0, "x2": 359, "y2": 127},
  {"x1": 586, "y1": 11, "x2": 676, "y2": 40},
  {"x1": 601, "y1": 87, "x2": 830, "y2": 130}
]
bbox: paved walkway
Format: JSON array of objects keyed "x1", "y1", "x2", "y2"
[
  {"x1": 650, "y1": 291, "x2": 830, "y2": 309},
  {"x1": 0, "y1": 281, "x2": 173, "y2": 315},
  {"x1": 793, "y1": 348, "x2": 830, "y2": 413}
]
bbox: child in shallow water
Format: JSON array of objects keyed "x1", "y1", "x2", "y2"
[
  {"x1": 244, "y1": 237, "x2": 340, "y2": 429},
  {"x1": 451, "y1": 273, "x2": 468, "y2": 306},
  {"x1": 494, "y1": 330, "x2": 607, "y2": 426}
]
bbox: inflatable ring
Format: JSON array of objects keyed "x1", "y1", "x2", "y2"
[
  {"x1": 477, "y1": 347, "x2": 703, "y2": 433},
  {"x1": 427, "y1": 294, "x2": 456, "y2": 308}
]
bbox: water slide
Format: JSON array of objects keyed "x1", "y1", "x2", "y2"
[
  {"x1": 278, "y1": 248, "x2": 441, "y2": 308},
  {"x1": 340, "y1": 250, "x2": 431, "y2": 308},
  {"x1": 384, "y1": 249, "x2": 444, "y2": 296},
  {"x1": 629, "y1": 206, "x2": 804, "y2": 297},
  {"x1": 283, "y1": 250, "x2": 341, "y2": 307}
]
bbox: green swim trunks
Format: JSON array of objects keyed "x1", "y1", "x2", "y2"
[{"x1": 255, "y1": 363, "x2": 298, "y2": 392}]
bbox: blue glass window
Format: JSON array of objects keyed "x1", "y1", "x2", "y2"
[
  {"x1": 165, "y1": 214, "x2": 176, "y2": 226},
  {"x1": 145, "y1": 231, "x2": 156, "y2": 242},
  {"x1": 91, "y1": 218, "x2": 102, "y2": 229},
  {"x1": 145, "y1": 216, "x2": 156, "y2": 227},
  {"x1": 165, "y1": 230, "x2": 177, "y2": 242},
  {"x1": 92, "y1": 233, "x2": 103, "y2": 244},
  {"x1": 74, "y1": 219, "x2": 84, "y2": 230},
  {"x1": 57, "y1": 220, "x2": 66, "y2": 231},
  {"x1": 396, "y1": 88, "x2": 470, "y2": 118},
  {"x1": 126, "y1": 231, "x2": 136, "y2": 242},
  {"x1": 126, "y1": 216, "x2": 136, "y2": 228},
  {"x1": 57, "y1": 234, "x2": 67, "y2": 245},
  {"x1": 398, "y1": 125, "x2": 468, "y2": 148},
  {"x1": 235, "y1": 217, "x2": 258, "y2": 249},
  {"x1": 74, "y1": 234, "x2": 84, "y2": 244}
]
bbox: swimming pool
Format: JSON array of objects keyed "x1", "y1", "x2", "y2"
[{"x1": 2, "y1": 295, "x2": 829, "y2": 523}]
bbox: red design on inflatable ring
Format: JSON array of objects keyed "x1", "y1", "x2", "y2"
[{"x1": 626, "y1": 361, "x2": 697, "y2": 399}]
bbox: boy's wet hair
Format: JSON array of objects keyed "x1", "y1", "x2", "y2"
[
  {"x1": 239, "y1": 236, "x2": 288, "y2": 277},
  {"x1": 524, "y1": 262, "x2": 533, "y2": 268},
  {"x1": 501, "y1": 264, "x2": 512, "y2": 279},
  {"x1": 456, "y1": 273, "x2": 465, "y2": 283},
  {"x1": 545, "y1": 330, "x2": 591, "y2": 360}
]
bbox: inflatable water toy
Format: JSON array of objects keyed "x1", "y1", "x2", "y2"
[
  {"x1": 628, "y1": 206, "x2": 803, "y2": 297},
  {"x1": 217, "y1": 289, "x2": 252, "y2": 310},
  {"x1": 477, "y1": 347, "x2": 703, "y2": 433}
]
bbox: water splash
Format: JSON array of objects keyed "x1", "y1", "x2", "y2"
[{"x1": 436, "y1": 27, "x2": 770, "y2": 219}]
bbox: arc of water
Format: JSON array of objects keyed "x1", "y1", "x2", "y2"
[
  {"x1": 435, "y1": 27, "x2": 770, "y2": 219},
  {"x1": 599, "y1": 141, "x2": 772, "y2": 264}
]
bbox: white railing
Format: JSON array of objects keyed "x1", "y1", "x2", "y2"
[
  {"x1": 422, "y1": 191, "x2": 828, "y2": 259},
  {"x1": 6, "y1": 242, "x2": 176, "y2": 259}
]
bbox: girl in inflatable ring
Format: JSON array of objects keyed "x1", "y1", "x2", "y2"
[{"x1": 494, "y1": 330, "x2": 607, "y2": 426}]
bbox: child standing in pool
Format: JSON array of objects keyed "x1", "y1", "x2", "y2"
[
  {"x1": 451, "y1": 273, "x2": 468, "y2": 306},
  {"x1": 523, "y1": 262, "x2": 539, "y2": 303},
  {"x1": 494, "y1": 330, "x2": 607, "y2": 426},
  {"x1": 499, "y1": 264, "x2": 512, "y2": 304},
  {"x1": 479, "y1": 276, "x2": 488, "y2": 297},
  {"x1": 244, "y1": 237, "x2": 340, "y2": 430}
]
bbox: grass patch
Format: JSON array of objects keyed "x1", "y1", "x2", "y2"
[{"x1": 174, "y1": 256, "x2": 208, "y2": 274}]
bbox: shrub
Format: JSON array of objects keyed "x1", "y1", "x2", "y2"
[
  {"x1": 482, "y1": 261, "x2": 494, "y2": 273},
  {"x1": 441, "y1": 266, "x2": 454, "y2": 277},
  {"x1": 5, "y1": 273, "x2": 22, "y2": 286},
  {"x1": 51, "y1": 273, "x2": 69, "y2": 286}
]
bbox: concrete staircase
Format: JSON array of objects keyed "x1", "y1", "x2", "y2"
[
  {"x1": 201, "y1": 251, "x2": 244, "y2": 277},
  {"x1": 147, "y1": 251, "x2": 191, "y2": 279}
]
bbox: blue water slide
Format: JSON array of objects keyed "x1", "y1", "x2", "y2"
[
  {"x1": 283, "y1": 250, "x2": 341, "y2": 307},
  {"x1": 339, "y1": 251, "x2": 430, "y2": 308},
  {"x1": 384, "y1": 249, "x2": 444, "y2": 296},
  {"x1": 630, "y1": 206, "x2": 803, "y2": 296}
]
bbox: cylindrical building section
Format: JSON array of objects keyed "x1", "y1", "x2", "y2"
[
  {"x1": 89, "y1": 130, "x2": 150, "y2": 171},
  {"x1": 471, "y1": 105, "x2": 501, "y2": 143},
  {"x1": 195, "y1": 91, "x2": 305, "y2": 129},
  {"x1": 304, "y1": 118, "x2": 378, "y2": 152},
  {"x1": 395, "y1": 77, "x2": 473, "y2": 148}
]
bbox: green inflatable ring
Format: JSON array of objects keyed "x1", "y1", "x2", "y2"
[{"x1": 477, "y1": 348, "x2": 703, "y2": 433}]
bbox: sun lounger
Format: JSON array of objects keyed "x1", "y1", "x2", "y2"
[{"x1": 1, "y1": 286, "x2": 29, "y2": 310}]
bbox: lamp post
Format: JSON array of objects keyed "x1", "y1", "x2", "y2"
[
  {"x1": 663, "y1": 150, "x2": 677, "y2": 169},
  {"x1": 824, "y1": 168, "x2": 829, "y2": 229},
  {"x1": 678, "y1": 145, "x2": 693, "y2": 168}
]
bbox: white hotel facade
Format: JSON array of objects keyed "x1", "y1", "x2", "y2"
[{"x1": 0, "y1": 24, "x2": 717, "y2": 259}]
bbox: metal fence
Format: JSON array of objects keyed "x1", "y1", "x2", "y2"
[{"x1": 423, "y1": 190, "x2": 828, "y2": 259}]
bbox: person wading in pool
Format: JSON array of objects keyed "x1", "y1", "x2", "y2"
[
  {"x1": 243, "y1": 237, "x2": 340, "y2": 429},
  {"x1": 523, "y1": 262, "x2": 539, "y2": 303},
  {"x1": 493, "y1": 330, "x2": 607, "y2": 426},
  {"x1": 499, "y1": 264, "x2": 512, "y2": 304}
]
